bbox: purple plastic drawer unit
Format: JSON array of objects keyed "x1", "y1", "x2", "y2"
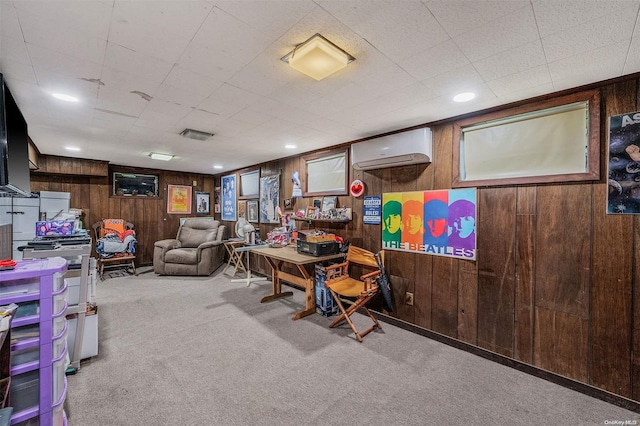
[{"x1": 0, "y1": 258, "x2": 68, "y2": 426}]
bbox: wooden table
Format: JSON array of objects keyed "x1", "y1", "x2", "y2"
[{"x1": 251, "y1": 246, "x2": 344, "y2": 320}]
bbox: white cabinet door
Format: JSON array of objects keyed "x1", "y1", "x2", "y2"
[
  {"x1": 0, "y1": 197, "x2": 11, "y2": 226},
  {"x1": 12, "y1": 198, "x2": 39, "y2": 240}
]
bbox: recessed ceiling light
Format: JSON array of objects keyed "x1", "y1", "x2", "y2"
[
  {"x1": 453, "y1": 92, "x2": 476, "y2": 102},
  {"x1": 149, "y1": 152, "x2": 173, "y2": 161},
  {"x1": 213, "y1": 165, "x2": 223, "y2": 169},
  {"x1": 52, "y1": 93, "x2": 79, "y2": 102},
  {"x1": 285, "y1": 144, "x2": 296, "y2": 149},
  {"x1": 65, "y1": 146, "x2": 81, "y2": 151}
]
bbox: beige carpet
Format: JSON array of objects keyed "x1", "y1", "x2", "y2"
[{"x1": 65, "y1": 268, "x2": 640, "y2": 425}]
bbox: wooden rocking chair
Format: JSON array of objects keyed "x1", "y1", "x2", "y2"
[{"x1": 324, "y1": 246, "x2": 384, "y2": 342}]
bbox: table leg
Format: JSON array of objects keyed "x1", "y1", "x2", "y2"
[
  {"x1": 260, "y1": 258, "x2": 293, "y2": 303},
  {"x1": 291, "y1": 264, "x2": 315, "y2": 320}
]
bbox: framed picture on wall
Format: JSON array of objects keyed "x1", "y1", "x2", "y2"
[
  {"x1": 195, "y1": 191, "x2": 210, "y2": 215},
  {"x1": 247, "y1": 200, "x2": 259, "y2": 223},
  {"x1": 238, "y1": 199, "x2": 247, "y2": 218},
  {"x1": 167, "y1": 185, "x2": 192, "y2": 214},
  {"x1": 221, "y1": 174, "x2": 237, "y2": 221}
]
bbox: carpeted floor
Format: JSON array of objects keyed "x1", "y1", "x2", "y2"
[{"x1": 65, "y1": 268, "x2": 640, "y2": 425}]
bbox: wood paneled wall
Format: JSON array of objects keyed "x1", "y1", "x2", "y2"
[
  {"x1": 31, "y1": 77, "x2": 640, "y2": 403},
  {"x1": 31, "y1": 165, "x2": 216, "y2": 266}
]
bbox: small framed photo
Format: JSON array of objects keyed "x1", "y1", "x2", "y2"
[
  {"x1": 306, "y1": 206, "x2": 319, "y2": 219},
  {"x1": 322, "y1": 196, "x2": 337, "y2": 212},
  {"x1": 284, "y1": 198, "x2": 292, "y2": 209},
  {"x1": 195, "y1": 191, "x2": 210, "y2": 215},
  {"x1": 313, "y1": 198, "x2": 322, "y2": 209},
  {"x1": 247, "y1": 200, "x2": 259, "y2": 223},
  {"x1": 238, "y1": 200, "x2": 247, "y2": 218}
]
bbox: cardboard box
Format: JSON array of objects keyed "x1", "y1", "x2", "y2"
[
  {"x1": 297, "y1": 230, "x2": 336, "y2": 243},
  {"x1": 67, "y1": 308, "x2": 98, "y2": 360}
]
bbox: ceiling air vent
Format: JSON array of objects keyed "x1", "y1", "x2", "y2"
[{"x1": 180, "y1": 128, "x2": 214, "y2": 141}]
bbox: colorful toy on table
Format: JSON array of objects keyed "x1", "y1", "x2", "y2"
[{"x1": 36, "y1": 220, "x2": 75, "y2": 237}]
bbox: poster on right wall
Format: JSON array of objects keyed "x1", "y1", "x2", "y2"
[
  {"x1": 608, "y1": 111, "x2": 640, "y2": 214},
  {"x1": 382, "y1": 188, "x2": 477, "y2": 260}
]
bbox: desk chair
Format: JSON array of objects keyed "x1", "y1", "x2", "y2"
[{"x1": 324, "y1": 246, "x2": 384, "y2": 342}]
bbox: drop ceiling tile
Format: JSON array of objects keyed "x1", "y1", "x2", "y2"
[
  {"x1": 0, "y1": 59, "x2": 37, "y2": 86},
  {"x1": 162, "y1": 66, "x2": 224, "y2": 100},
  {"x1": 496, "y1": 82, "x2": 555, "y2": 105},
  {"x1": 13, "y1": 0, "x2": 112, "y2": 38},
  {"x1": 399, "y1": 39, "x2": 470, "y2": 82},
  {"x1": 230, "y1": 107, "x2": 274, "y2": 126},
  {"x1": 425, "y1": 0, "x2": 530, "y2": 38},
  {"x1": 154, "y1": 83, "x2": 210, "y2": 110},
  {"x1": 542, "y1": 5, "x2": 638, "y2": 63},
  {"x1": 1, "y1": 2, "x2": 23, "y2": 40},
  {"x1": 321, "y1": 0, "x2": 449, "y2": 61},
  {"x1": 486, "y1": 65, "x2": 551, "y2": 97},
  {"x1": 103, "y1": 43, "x2": 174, "y2": 85},
  {"x1": 28, "y1": 44, "x2": 102, "y2": 82},
  {"x1": 1, "y1": 35, "x2": 31, "y2": 66},
  {"x1": 355, "y1": 64, "x2": 418, "y2": 97},
  {"x1": 473, "y1": 39, "x2": 546, "y2": 82},
  {"x1": 18, "y1": 11, "x2": 107, "y2": 65},
  {"x1": 532, "y1": 0, "x2": 628, "y2": 38},
  {"x1": 548, "y1": 41, "x2": 629, "y2": 88},
  {"x1": 32, "y1": 67, "x2": 100, "y2": 102},
  {"x1": 216, "y1": 0, "x2": 316, "y2": 39},
  {"x1": 453, "y1": 5, "x2": 539, "y2": 62},
  {"x1": 190, "y1": 7, "x2": 273, "y2": 65},
  {"x1": 138, "y1": 99, "x2": 192, "y2": 125},
  {"x1": 177, "y1": 42, "x2": 245, "y2": 83},
  {"x1": 421, "y1": 63, "x2": 486, "y2": 98},
  {"x1": 624, "y1": 34, "x2": 640, "y2": 75},
  {"x1": 98, "y1": 68, "x2": 157, "y2": 104},
  {"x1": 95, "y1": 86, "x2": 149, "y2": 118},
  {"x1": 175, "y1": 109, "x2": 224, "y2": 135}
]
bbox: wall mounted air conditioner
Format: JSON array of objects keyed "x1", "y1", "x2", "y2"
[{"x1": 351, "y1": 127, "x2": 432, "y2": 170}]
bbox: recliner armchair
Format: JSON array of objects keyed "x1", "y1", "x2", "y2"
[{"x1": 153, "y1": 219, "x2": 227, "y2": 276}]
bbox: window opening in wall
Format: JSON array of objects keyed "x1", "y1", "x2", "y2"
[
  {"x1": 304, "y1": 148, "x2": 348, "y2": 196},
  {"x1": 113, "y1": 172, "x2": 159, "y2": 196}
]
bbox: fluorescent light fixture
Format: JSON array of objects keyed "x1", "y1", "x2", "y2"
[
  {"x1": 453, "y1": 92, "x2": 476, "y2": 102},
  {"x1": 52, "y1": 93, "x2": 79, "y2": 102},
  {"x1": 65, "y1": 146, "x2": 81, "y2": 151},
  {"x1": 285, "y1": 144, "x2": 296, "y2": 149},
  {"x1": 213, "y1": 165, "x2": 223, "y2": 169},
  {"x1": 281, "y1": 33, "x2": 355, "y2": 81},
  {"x1": 149, "y1": 152, "x2": 173, "y2": 161}
]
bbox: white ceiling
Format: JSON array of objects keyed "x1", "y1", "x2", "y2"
[{"x1": 1, "y1": 0, "x2": 639, "y2": 175}]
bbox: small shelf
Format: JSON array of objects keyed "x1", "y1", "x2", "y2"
[{"x1": 293, "y1": 217, "x2": 351, "y2": 225}]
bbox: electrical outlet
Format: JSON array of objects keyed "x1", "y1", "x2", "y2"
[{"x1": 405, "y1": 292, "x2": 414, "y2": 306}]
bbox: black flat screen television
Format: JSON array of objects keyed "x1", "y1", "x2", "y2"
[{"x1": 0, "y1": 72, "x2": 31, "y2": 196}]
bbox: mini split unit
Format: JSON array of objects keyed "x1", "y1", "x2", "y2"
[{"x1": 350, "y1": 127, "x2": 432, "y2": 170}]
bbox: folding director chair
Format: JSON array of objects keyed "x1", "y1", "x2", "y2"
[{"x1": 324, "y1": 246, "x2": 384, "y2": 342}]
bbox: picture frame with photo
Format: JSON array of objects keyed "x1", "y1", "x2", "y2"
[
  {"x1": 237, "y1": 200, "x2": 247, "y2": 218},
  {"x1": 195, "y1": 191, "x2": 210, "y2": 215},
  {"x1": 322, "y1": 196, "x2": 337, "y2": 212},
  {"x1": 247, "y1": 200, "x2": 259, "y2": 223}
]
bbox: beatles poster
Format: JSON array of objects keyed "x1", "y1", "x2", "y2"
[
  {"x1": 382, "y1": 188, "x2": 477, "y2": 260},
  {"x1": 608, "y1": 111, "x2": 640, "y2": 214},
  {"x1": 221, "y1": 174, "x2": 237, "y2": 221}
]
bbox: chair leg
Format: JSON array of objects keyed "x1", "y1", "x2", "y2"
[{"x1": 328, "y1": 291, "x2": 380, "y2": 342}]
